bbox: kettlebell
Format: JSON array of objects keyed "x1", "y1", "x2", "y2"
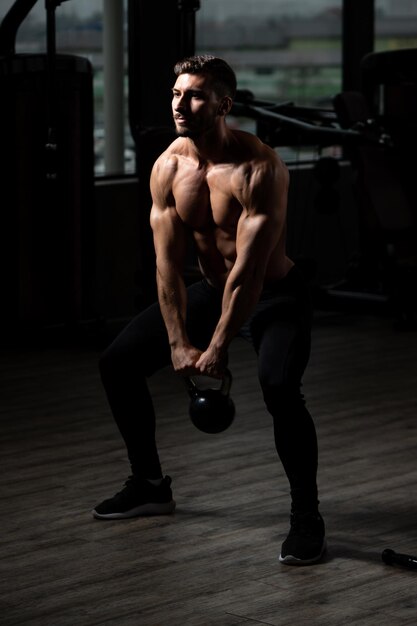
[{"x1": 185, "y1": 369, "x2": 236, "y2": 434}]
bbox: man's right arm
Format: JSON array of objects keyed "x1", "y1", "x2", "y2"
[{"x1": 149, "y1": 158, "x2": 202, "y2": 374}]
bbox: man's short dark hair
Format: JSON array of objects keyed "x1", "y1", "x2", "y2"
[{"x1": 174, "y1": 55, "x2": 237, "y2": 99}]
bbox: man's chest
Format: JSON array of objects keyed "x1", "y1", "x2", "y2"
[{"x1": 172, "y1": 167, "x2": 242, "y2": 231}]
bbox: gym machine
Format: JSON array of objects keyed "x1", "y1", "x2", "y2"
[
  {"x1": 330, "y1": 48, "x2": 417, "y2": 325},
  {"x1": 0, "y1": 0, "x2": 95, "y2": 340},
  {"x1": 229, "y1": 48, "x2": 417, "y2": 326}
]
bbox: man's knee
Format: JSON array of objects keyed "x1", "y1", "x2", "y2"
[
  {"x1": 99, "y1": 342, "x2": 145, "y2": 382},
  {"x1": 99, "y1": 345, "x2": 119, "y2": 382},
  {"x1": 260, "y1": 379, "x2": 305, "y2": 416}
]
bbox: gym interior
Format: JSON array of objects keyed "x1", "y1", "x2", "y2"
[{"x1": 1, "y1": 1, "x2": 417, "y2": 624}]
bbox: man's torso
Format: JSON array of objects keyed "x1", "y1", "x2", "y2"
[{"x1": 160, "y1": 132, "x2": 293, "y2": 288}]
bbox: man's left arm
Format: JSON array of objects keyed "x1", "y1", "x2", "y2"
[{"x1": 196, "y1": 155, "x2": 289, "y2": 377}]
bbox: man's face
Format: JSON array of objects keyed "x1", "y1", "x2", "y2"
[{"x1": 172, "y1": 73, "x2": 223, "y2": 138}]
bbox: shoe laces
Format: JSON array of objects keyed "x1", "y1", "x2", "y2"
[
  {"x1": 114, "y1": 476, "x2": 140, "y2": 497},
  {"x1": 121, "y1": 475, "x2": 170, "y2": 492}
]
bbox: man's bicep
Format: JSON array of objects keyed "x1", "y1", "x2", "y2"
[
  {"x1": 236, "y1": 210, "x2": 281, "y2": 260},
  {"x1": 236, "y1": 159, "x2": 288, "y2": 252},
  {"x1": 151, "y1": 204, "x2": 187, "y2": 268}
]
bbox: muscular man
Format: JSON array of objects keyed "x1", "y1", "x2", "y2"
[{"x1": 93, "y1": 55, "x2": 325, "y2": 565}]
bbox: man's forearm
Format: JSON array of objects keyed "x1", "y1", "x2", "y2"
[
  {"x1": 156, "y1": 268, "x2": 189, "y2": 348},
  {"x1": 194, "y1": 276, "x2": 262, "y2": 377},
  {"x1": 156, "y1": 267, "x2": 204, "y2": 375},
  {"x1": 209, "y1": 277, "x2": 262, "y2": 353}
]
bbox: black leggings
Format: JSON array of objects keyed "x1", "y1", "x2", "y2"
[{"x1": 99, "y1": 265, "x2": 319, "y2": 512}]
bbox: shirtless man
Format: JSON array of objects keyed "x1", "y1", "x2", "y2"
[{"x1": 93, "y1": 55, "x2": 325, "y2": 566}]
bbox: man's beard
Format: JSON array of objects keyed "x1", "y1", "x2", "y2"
[
  {"x1": 175, "y1": 126, "x2": 200, "y2": 139},
  {"x1": 174, "y1": 117, "x2": 214, "y2": 139}
]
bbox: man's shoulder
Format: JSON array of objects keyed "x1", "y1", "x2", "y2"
[
  {"x1": 230, "y1": 136, "x2": 287, "y2": 184},
  {"x1": 154, "y1": 137, "x2": 192, "y2": 170},
  {"x1": 152, "y1": 142, "x2": 183, "y2": 178},
  {"x1": 231, "y1": 129, "x2": 282, "y2": 163},
  {"x1": 228, "y1": 132, "x2": 289, "y2": 197}
]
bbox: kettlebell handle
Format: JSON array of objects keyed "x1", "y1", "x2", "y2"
[
  {"x1": 185, "y1": 368, "x2": 233, "y2": 397},
  {"x1": 220, "y1": 368, "x2": 232, "y2": 396}
]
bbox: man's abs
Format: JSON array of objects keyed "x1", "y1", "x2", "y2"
[{"x1": 194, "y1": 232, "x2": 293, "y2": 290}]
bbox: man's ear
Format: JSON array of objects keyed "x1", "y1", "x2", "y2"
[{"x1": 217, "y1": 96, "x2": 233, "y2": 116}]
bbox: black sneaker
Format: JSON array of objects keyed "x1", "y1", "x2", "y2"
[
  {"x1": 92, "y1": 475, "x2": 176, "y2": 520},
  {"x1": 279, "y1": 511, "x2": 326, "y2": 565}
]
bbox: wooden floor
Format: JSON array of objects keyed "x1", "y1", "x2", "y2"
[{"x1": 2, "y1": 308, "x2": 417, "y2": 625}]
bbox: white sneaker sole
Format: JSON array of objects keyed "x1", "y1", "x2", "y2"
[{"x1": 279, "y1": 539, "x2": 327, "y2": 565}]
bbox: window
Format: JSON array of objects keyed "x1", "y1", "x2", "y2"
[
  {"x1": 375, "y1": 0, "x2": 417, "y2": 52},
  {"x1": 196, "y1": 0, "x2": 343, "y2": 162},
  {"x1": 6, "y1": 0, "x2": 358, "y2": 171}
]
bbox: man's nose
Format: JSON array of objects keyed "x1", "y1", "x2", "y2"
[{"x1": 174, "y1": 95, "x2": 188, "y2": 110}]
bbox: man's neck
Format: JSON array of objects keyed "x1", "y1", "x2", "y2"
[{"x1": 185, "y1": 125, "x2": 234, "y2": 166}]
